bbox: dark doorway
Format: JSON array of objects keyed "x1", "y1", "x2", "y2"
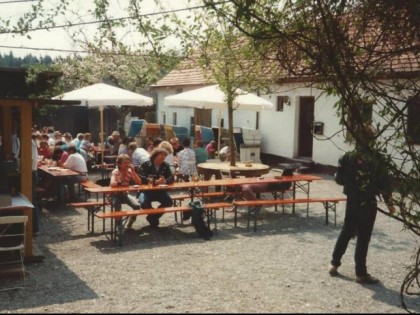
[
  {"x1": 194, "y1": 108, "x2": 212, "y2": 126},
  {"x1": 298, "y1": 96, "x2": 314, "y2": 157}
]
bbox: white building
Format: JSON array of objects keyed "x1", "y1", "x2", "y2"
[{"x1": 151, "y1": 64, "x2": 419, "y2": 173}]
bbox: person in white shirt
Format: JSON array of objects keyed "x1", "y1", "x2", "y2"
[
  {"x1": 31, "y1": 134, "x2": 40, "y2": 235},
  {"x1": 177, "y1": 137, "x2": 197, "y2": 181},
  {"x1": 62, "y1": 145, "x2": 88, "y2": 201},
  {"x1": 127, "y1": 142, "x2": 150, "y2": 169},
  {"x1": 219, "y1": 145, "x2": 231, "y2": 162}
]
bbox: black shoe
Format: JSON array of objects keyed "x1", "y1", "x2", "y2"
[
  {"x1": 328, "y1": 264, "x2": 339, "y2": 276},
  {"x1": 356, "y1": 274, "x2": 379, "y2": 284},
  {"x1": 182, "y1": 211, "x2": 192, "y2": 221},
  {"x1": 146, "y1": 216, "x2": 159, "y2": 228}
]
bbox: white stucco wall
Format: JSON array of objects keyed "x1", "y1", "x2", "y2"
[
  {"x1": 257, "y1": 84, "x2": 350, "y2": 167},
  {"x1": 154, "y1": 84, "x2": 349, "y2": 167},
  {"x1": 154, "y1": 78, "x2": 417, "y2": 169}
]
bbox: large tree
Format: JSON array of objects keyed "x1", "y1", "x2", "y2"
[
  {"x1": 2, "y1": 0, "x2": 419, "y2": 311},
  {"x1": 200, "y1": 0, "x2": 420, "y2": 312}
]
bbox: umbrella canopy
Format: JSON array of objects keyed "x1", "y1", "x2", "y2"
[
  {"x1": 164, "y1": 84, "x2": 273, "y2": 164},
  {"x1": 164, "y1": 84, "x2": 273, "y2": 111},
  {"x1": 53, "y1": 83, "x2": 153, "y2": 163},
  {"x1": 53, "y1": 83, "x2": 153, "y2": 107}
]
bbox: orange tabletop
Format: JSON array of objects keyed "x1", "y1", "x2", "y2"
[
  {"x1": 38, "y1": 165, "x2": 80, "y2": 177},
  {"x1": 197, "y1": 161, "x2": 270, "y2": 178},
  {"x1": 84, "y1": 174, "x2": 321, "y2": 194}
]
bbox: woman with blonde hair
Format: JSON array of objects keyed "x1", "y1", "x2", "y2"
[{"x1": 158, "y1": 141, "x2": 176, "y2": 173}]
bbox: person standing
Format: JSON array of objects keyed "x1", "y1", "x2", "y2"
[
  {"x1": 329, "y1": 125, "x2": 395, "y2": 284},
  {"x1": 31, "y1": 133, "x2": 41, "y2": 236},
  {"x1": 136, "y1": 148, "x2": 174, "y2": 229}
]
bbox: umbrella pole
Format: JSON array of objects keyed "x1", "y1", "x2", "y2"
[
  {"x1": 217, "y1": 109, "x2": 222, "y2": 160},
  {"x1": 100, "y1": 106, "x2": 104, "y2": 164}
]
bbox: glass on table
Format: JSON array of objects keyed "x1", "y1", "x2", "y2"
[
  {"x1": 191, "y1": 172, "x2": 199, "y2": 183},
  {"x1": 148, "y1": 175, "x2": 154, "y2": 187}
]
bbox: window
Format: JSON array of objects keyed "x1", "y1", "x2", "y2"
[
  {"x1": 407, "y1": 96, "x2": 420, "y2": 144},
  {"x1": 161, "y1": 111, "x2": 166, "y2": 125},
  {"x1": 256, "y1": 112, "x2": 260, "y2": 129},
  {"x1": 277, "y1": 96, "x2": 285, "y2": 111},
  {"x1": 345, "y1": 102, "x2": 373, "y2": 142},
  {"x1": 172, "y1": 112, "x2": 177, "y2": 125}
]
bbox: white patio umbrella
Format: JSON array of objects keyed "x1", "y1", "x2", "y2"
[
  {"x1": 164, "y1": 84, "x2": 273, "y2": 159},
  {"x1": 53, "y1": 83, "x2": 153, "y2": 162}
]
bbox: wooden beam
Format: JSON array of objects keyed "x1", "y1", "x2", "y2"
[{"x1": 20, "y1": 103, "x2": 33, "y2": 201}]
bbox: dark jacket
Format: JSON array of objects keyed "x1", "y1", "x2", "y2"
[
  {"x1": 138, "y1": 160, "x2": 174, "y2": 185},
  {"x1": 335, "y1": 150, "x2": 392, "y2": 203}
]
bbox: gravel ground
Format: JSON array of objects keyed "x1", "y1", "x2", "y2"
[{"x1": 0, "y1": 171, "x2": 419, "y2": 313}]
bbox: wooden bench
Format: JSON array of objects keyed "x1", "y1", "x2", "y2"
[
  {"x1": 68, "y1": 201, "x2": 110, "y2": 233},
  {"x1": 171, "y1": 191, "x2": 229, "y2": 222},
  {"x1": 78, "y1": 180, "x2": 102, "y2": 200},
  {"x1": 95, "y1": 202, "x2": 232, "y2": 246},
  {"x1": 233, "y1": 197, "x2": 347, "y2": 232}
]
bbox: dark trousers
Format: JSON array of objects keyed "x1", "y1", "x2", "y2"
[
  {"x1": 331, "y1": 197, "x2": 377, "y2": 276},
  {"x1": 139, "y1": 191, "x2": 173, "y2": 223}
]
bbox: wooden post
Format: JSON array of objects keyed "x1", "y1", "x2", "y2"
[{"x1": 20, "y1": 101, "x2": 33, "y2": 201}]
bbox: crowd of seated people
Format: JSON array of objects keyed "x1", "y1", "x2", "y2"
[{"x1": 32, "y1": 124, "x2": 232, "y2": 227}]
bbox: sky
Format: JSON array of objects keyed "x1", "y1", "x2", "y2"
[{"x1": 0, "y1": 0, "x2": 199, "y2": 58}]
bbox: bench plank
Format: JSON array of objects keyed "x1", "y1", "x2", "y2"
[
  {"x1": 95, "y1": 202, "x2": 232, "y2": 247},
  {"x1": 68, "y1": 201, "x2": 108, "y2": 233},
  {"x1": 233, "y1": 197, "x2": 347, "y2": 231}
]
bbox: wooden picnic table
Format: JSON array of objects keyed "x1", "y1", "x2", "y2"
[
  {"x1": 84, "y1": 174, "x2": 322, "y2": 239},
  {"x1": 197, "y1": 161, "x2": 270, "y2": 179},
  {"x1": 38, "y1": 165, "x2": 80, "y2": 177}
]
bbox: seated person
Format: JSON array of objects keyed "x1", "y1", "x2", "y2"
[
  {"x1": 71, "y1": 133, "x2": 84, "y2": 151},
  {"x1": 219, "y1": 145, "x2": 231, "y2": 162},
  {"x1": 177, "y1": 137, "x2": 197, "y2": 182},
  {"x1": 118, "y1": 136, "x2": 134, "y2": 155},
  {"x1": 206, "y1": 140, "x2": 216, "y2": 159},
  {"x1": 127, "y1": 142, "x2": 150, "y2": 169},
  {"x1": 109, "y1": 131, "x2": 122, "y2": 155},
  {"x1": 110, "y1": 154, "x2": 142, "y2": 229},
  {"x1": 51, "y1": 145, "x2": 69, "y2": 166},
  {"x1": 194, "y1": 140, "x2": 208, "y2": 164},
  {"x1": 80, "y1": 132, "x2": 94, "y2": 162},
  {"x1": 136, "y1": 148, "x2": 174, "y2": 229},
  {"x1": 158, "y1": 141, "x2": 176, "y2": 174},
  {"x1": 170, "y1": 137, "x2": 184, "y2": 157},
  {"x1": 63, "y1": 132, "x2": 73, "y2": 146},
  {"x1": 62, "y1": 145, "x2": 89, "y2": 201},
  {"x1": 38, "y1": 140, "x2": 52, "y2": 159}
]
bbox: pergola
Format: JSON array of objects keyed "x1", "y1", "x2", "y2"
[
  {"x1": 0, "y1": 67, "x2": 79, "y2": 202},
  {"x1": 0, "y1": 98, "x2": 79, "y2": 200}
]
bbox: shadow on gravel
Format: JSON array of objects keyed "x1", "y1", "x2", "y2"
[
  {"x1": 220, "y1": 207, "x2": 340, "y2": 239},
  {"x1": 0, "y1": 245, "x2": 98, "y2": 311},
  {"x1": 89, "y1": 222, "x2": 238, "y2": 252},
  {"x1": 366, "y1": 282, "x2": 420, "y2": 313}
]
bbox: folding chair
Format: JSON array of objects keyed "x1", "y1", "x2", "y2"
[{"x1": 0, "y1": 215, "x2": 28, "y2": 291}]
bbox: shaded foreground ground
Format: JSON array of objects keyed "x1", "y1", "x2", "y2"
[{"x1": 0, "y1": 172, "x2": 419, "y2": 313}]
